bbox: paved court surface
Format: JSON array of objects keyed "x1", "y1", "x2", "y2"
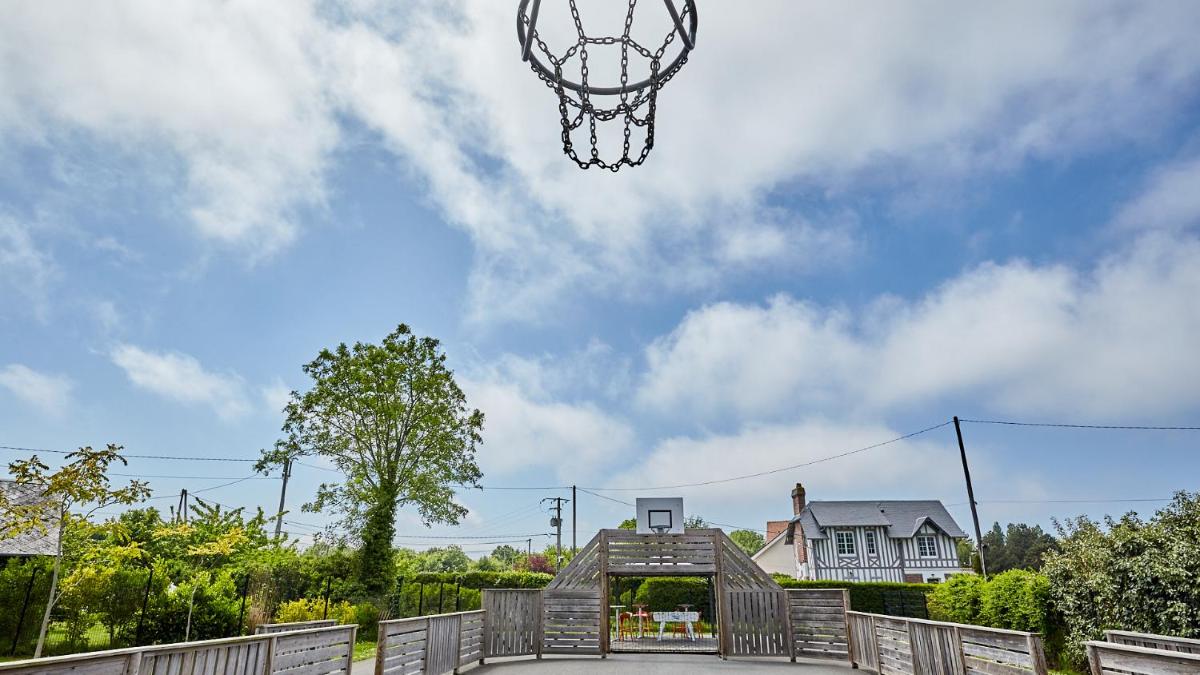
[{"x1": 353, "y1": 653, "x2": 854, "y2": 674}]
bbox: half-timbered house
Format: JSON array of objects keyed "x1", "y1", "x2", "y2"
[{"x1": 752, "y1": 483, "x2": 972, "y2": 583}]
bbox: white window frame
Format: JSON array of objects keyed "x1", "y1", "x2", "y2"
[
  {"x1": 835, "y1": 530, "x2": 856, "y2": 557},
  {"x1": 917, "y1": 535, "x2": 937, "y2": 558},
  {"x1": 865, "y1": 530, "x2": 878, "y2": 555}
]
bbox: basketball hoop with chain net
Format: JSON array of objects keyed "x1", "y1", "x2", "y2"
[{"x1": 517, "y1": 0, "x2": 698, "y2": 172}]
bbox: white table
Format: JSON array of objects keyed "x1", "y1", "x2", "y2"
[{"x1": 652, "y1": 611, "x2": 699, "y2": 641}]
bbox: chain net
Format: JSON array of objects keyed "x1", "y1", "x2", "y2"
[{"x1": 520, "y1": 0, "x2": 694, "y2": 172}]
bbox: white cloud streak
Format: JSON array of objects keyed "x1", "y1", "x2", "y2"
[
  {"x1": 110, "y1": 344, "x2": 251, "y2": 420},
  {"x1": 0, "y1": 364, "x2": 73, "y2": 415}
]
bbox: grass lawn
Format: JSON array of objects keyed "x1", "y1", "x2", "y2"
[{"x1": 353, "y1": 640, "x2": 376, "y2": 662}]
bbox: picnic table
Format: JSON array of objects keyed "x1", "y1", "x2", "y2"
[{"x1": 651, "y1": 610, "x2": 700, "y2": 641}]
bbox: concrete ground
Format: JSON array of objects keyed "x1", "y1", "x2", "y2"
[{"x1": 353, "y1": 653, "x2": 855, "y2": 674}]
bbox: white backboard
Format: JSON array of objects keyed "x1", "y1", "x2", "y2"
[{"x1": 635, "y1": 497, "x2": 685, "y2": 534}]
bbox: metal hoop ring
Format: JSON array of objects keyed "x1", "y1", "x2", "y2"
[{"x1": 516, "y1": 0, "x2": 698, "y2": 96}]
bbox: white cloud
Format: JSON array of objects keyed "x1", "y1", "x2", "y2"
[
  {"x1": 638, "y1": 232, "x2": 1200, "y2": 422},
  {"x1": 0, "y1": 364, "x2": 73, "y2": 415},
  {"x1": 464, "y1": 369, "x2": 635, "y2": 480},
  {"x1": 0, "y1": 1, "x2": 337, "y2": 256},
  {"x1": 602, "y1": 419, "x2": 972, "y2": 526},
  {"x1": 0, "y1": 217, "x2": 56, "y2": 320},
  {"x1": 1113, "y1": 155, "x2": 1200, "y2": 233},
  {"x1": 7, "y1": 1, "x2": 1200, "y2": 319},
  {"x1": 260, "y1": 379, "x2": 293, "y2": 416},
  {"x1": 110, "y1": 344, "x2": 251, "y2": 420}
]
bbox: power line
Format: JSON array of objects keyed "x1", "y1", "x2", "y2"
[
  {"x1": 581, "y1": 420, "x2": 954, "y2": 491},
  {"x1": 111, "y1": 473, "x2": 278, "y2": 480},
  {"x1": 958, "y1": 419, "x2": 1200, "y2": 431},
  {"x1": 947, "y1": 497, "x2": 1173, "y2": 506},
  {"x1": 0, "y1": 445, "x2": 258, "y2": 462},
  {"x1": 393, "y1": 532, "x2": 554, "y2": 540}
]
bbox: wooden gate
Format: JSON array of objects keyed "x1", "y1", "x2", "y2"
[
  {"x1": 725, "y1": 590, "x2": 790, "y2": 657},
  {"x1": 542, "y1": 589, "x2": 603, "y2": 655},
  {"x1": 787, "y1": 589, "x2": 852, "y2": 663},
  {"x1": 481, "y1": 589, "x2": 541, "y2": 657}
]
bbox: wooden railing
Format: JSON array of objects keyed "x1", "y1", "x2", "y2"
[
  {"x1": 375, "y1": 610, "x2": 485, "y2": 675},
  {"x1": 1087, "y1": 640, "x2": 1200, "y2": 674},
  {"x1": 0, "y1": 624, "x2": 356, "y2": 675},
  {"x1": 255, "y1": 619, "x2": 338, "y2": 634},
  {"x1": 847, "y1": 611, "x2": 1048, "y2": 675},
  {"x1": 1104, "y1": 629, "x2": 1200, "y2": 654}
]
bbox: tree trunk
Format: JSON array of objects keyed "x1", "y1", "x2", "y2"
[
  {"x1": 358, "y1": 495, "x2": 399, "y2": 597},
  {"x1": 185, "y1": 583, "x2": 198, "y2": 641},
  {"x1": 33, "y1": 514, "x2": 65, "y2": 658}
]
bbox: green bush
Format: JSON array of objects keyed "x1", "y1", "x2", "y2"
[
  {"x1": 928, "y1": 574, "x2": 984, "y2": 624},
  {"x1": 978, "y1": 569, "x2": 1051, "y2": 634},
  {"x1": 407, "y1": 570, "x2": 552, "y2": 589},
  {"x1": 633, "y1": 578, "x2": 712, "y2": 616},
  {"x1": 773, "y1": 577, "x2": 934, "y2": 617},
  {"x1": 0, "y1": 558, "x2": 54, "y2": 655}
]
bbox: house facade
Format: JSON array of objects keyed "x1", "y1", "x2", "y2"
[{"x1": 752, "y1": 483, "x2": 972, "y2": 583}]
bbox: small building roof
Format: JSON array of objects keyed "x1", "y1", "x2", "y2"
[
  {"x1": 791, "y1": 500, "x2": 966, "y2": 539},
  {"x1": 0, "y1": 480, "x2": 60, "y2": 557}
]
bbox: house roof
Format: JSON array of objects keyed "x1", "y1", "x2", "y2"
[
  {"x1": 0, "y1": 480, "x2": 60, "y2": 557},
  {"x1": 791, "y1": 500, "x2": 966, "y2": 539}
]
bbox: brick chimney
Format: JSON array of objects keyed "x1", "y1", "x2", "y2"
[
  {"x1": 766, "y1": 520, "x2": 789, "y2": 542},
  {"x1": 791, "y1": 483, "x2": 806, "y2": 516}
]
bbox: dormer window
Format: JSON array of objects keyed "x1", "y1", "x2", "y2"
[
  {"x1": 917, "y1": 535, "x2": 937, "y2": 558},
  {"x1": 865, "y1": 530, "x2": 878, "y2": 555}
]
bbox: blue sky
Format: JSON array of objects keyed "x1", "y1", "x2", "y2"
[{"x1": 3, "y1": 1, "x2": 1200, "y2": 554}]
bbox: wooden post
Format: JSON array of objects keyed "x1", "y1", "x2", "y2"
[
  {"x1": 953, "y1": 625, "x2": 967, "y2": 675},
  {"x1": 346, "y1": 625, "x2": 357, "y2": 675},
  {"x1": 1028, "y1": 634, "x2": 1049, "y2": 675},
  {"x1": 783, "y1": 590, "x2": 796, "y2": 662},
  {"x1": 842, "y1": 590, "x2": 855, "y2": 669},
  {"x1": 871, "y1": 615, "x2": 882, "y2": 672},
  {"x1": 535, "y1": 590, "x2": 544, "y2": 659},
  {"x1": 479, "y1": 607, "x2": 487, "y2": 665},
  {"x1": 264, "y1": 634, "x2": 278, "y2": 674},
  {"x1": 1086, "y1": 643, "x2": 1103, "y2": 675},
  {"x1": 374, "y1": 622, "x2": 386, "y2": 675},
  {"x1": 598, "y1": 529, "x2": 609, "y2": 658},
  {"x1": 452, "y1": 614, "x2": 462, "y2": 675},
  {"x1": 907, "y1": 619, "x2": 921, "y2": 675},
  {"x1": 123, "y1": 651, "x2": 141, "y2": 675},
  {"x1": 714, "y1": 531, "x2": 732, "y2": 659}
]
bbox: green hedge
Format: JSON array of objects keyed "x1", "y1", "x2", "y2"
[
  {"x1": 773, "y1": 577, "x2": 934, "y2": 617},
  {"x1": 633, "y1": 578, "x2": 714, "y2": 616},
  {"x1": 406, "y1": 570, "x2": 552, "y2": 589},
  {"x1": 928, "y1": 569, "x2": 1051, "y2": 634}
]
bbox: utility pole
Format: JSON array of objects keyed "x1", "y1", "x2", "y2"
[
  {"x1": 274, "y1": 457, "x2": 293, "y2": 540},
  {"x1": 176, "y1": 488, "x2": 189, "y2": 524},
  {"x1": 572, "y1": 485, "x2": 577, "y2": 555},
  {"x1": 543, "y1": 496, "x2": 566, "y2": 572},
  {"x1": 953, "y1": 416, "x2": 988, "y2": 577}
]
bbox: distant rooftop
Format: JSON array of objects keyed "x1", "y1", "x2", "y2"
[
  {"x1": 792, "y1": 500, "x2": 966, "y2": 539},
  {"x1": 0, "y1": 480, "x2": 60, "y2": 557}
]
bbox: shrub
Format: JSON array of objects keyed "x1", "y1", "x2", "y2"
[
  {"x1": 928, "y1": 574, "x2": 984, "y2": 624},
  {"x1": 633, "y1": 578, "x2": 712, "y2": 616},
  {"x1": 274, "y1": 598, "x2": 356, "y2": 625},
  {"x1": 978, "y1": 569, "x2": 1050, "y2": 634}
]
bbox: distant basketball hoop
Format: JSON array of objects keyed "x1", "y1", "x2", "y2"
[{"x1": 517, "y1": 0, "x2": 698, "y2": 171}]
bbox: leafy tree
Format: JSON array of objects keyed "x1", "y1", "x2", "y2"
[
  {"x1": 684, "y1": 515, "x2": 709, "y2": 529},
  {"x1": 281, "y1": 324, "x2": 484, "y2": 595},
  {"x1": 489, "y1": 544, "x2": 521, "y2": 569},
  {"x1": 1044, "y1": 492, "x2": 1200, "y2": 664},
  {"x1": 518, "y1": 553, "x2": 554, "y2": 574},
  {"x1": 729, "y1": 529, "x2": 766, "y2": 556},
  {"x1": 413, "y1": 546, "x2": 471, "y2": 573},
  {"x1": 956, "y1": 538, "x2": 981, "y2": 571},
  {"x1": 0, "y1": 446, "x2": 150, "y2": 657},
  {"x1": 981, "y1": 522, "x2": 1058, "y2": 573},
  {"x1": 617, "y1": 518, "x2": 636, "y2": 530}
]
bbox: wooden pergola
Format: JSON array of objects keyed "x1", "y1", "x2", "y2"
[{"x1": 540, "y1": 528, "x2": 792, "y2": 657}]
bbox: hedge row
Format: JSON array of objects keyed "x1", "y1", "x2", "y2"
[
  {"x1": 773, "y1": 577, "x2": 934, "y2": 617},
  {"x1": 404, "y1": 570, "x2": 553, "y2": 589}
]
